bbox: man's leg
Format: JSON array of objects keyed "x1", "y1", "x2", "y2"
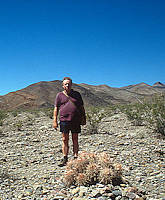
[
  {"x1": 72, "y1": 133, "x2": 79, "y2": 158},
  {"x1": 62, "y1": 132, "x2": 69, "y2": 156},
  {"x1": 58, "y1": 133, "x2": 69, "y2": 167}
]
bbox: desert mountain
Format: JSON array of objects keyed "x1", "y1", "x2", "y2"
[
  {"x1": 153, "y1": 81, "x2": 165, "y2": 87},
  {"x1": 120, "y1": 82, "x2": 159, "y2": 95},
  {"x1": 0, "y1": 81, "x2": 164, "y2": 110}
]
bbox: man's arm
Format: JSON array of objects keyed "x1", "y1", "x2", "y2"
[{"x1": 53, "y1": 106, "x2": 59, "y2": 129}]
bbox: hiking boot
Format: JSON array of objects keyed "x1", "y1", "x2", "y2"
[{"x1": 58, "y1": 156, "x2": 68, "y2": 167}]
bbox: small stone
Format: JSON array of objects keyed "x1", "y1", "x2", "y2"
[
  {"x1": 79, "y1": 186, "x2": 88, "y2": 193},
  {"x1": 98, "y1": 197, "x2": 108, "y2": 200},
  {"x1": 120, "y1": 183, "x2": 126, "y2": 187},
  {"x1": 79, "y1": 190, "x2": 85, "y2": 197},
  {"x1": 79, "y1": 186, "x2": 88, "y2": 197},
  {"x1": 42, "y1": 189, "x2": 49, "y2": 195},
  {"x1": 116, "y1": 196, "x2": 122, "y2": 200},
  {"x1": 126, "y1": 192, "x2": 137, "y2": 199},
  {"x1": 24, "y1": 189, "x2": 33, "y2": 196},
  {"x1": 72, "y1": 187, "x2": 80, "y2": 195},
  {"x1": 90, "y1": 190, "x2": 102, "y2": 198},
  {"x1": 17, "y1": 194, "x2": 24, "y2": 199},
  {"x1": 53, "y1": 196, "x2": 65, "y2": 200},
  {"x1": 112, "y1": 190, "x2": 122, "y2": 196},
  {"x1": 126, "y1": 187, "x2": 138, "y2": 193},
  {"x1": 53, "y1": 193, "x2": 67, "y2": 199},
  {"x1": 96, "y1": 183, "x2": 105, "y2": 188}
]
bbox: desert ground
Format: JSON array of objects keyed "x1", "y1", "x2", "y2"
[{"x1": 0, "y1": 109, "x2": 164, "y2": 199}]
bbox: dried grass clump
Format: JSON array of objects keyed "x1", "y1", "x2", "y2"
[
  {"x1": 64, "y1": 169, "x2": 76, "y2": 186},
  {"x1": 63, "y1": 152, "x2": 123, "y2": 186},
  {"x1": 99, "y1": 167, "x2": 114, "y2": 184}
]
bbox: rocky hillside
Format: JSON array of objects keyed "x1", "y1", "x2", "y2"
[
  {"x1": 0, "y1": 81, "x2": 165, "y2": 110},
  {"x1": 0, "y1": 110, "x2": 164, "y2": 199}
]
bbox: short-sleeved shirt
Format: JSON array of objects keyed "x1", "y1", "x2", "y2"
[{"x1": 55, "y1": 89, "x2": 83, "y2": 122}]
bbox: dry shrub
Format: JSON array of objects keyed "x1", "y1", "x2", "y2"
[
  {"x1": 76, "y1": 173, "x2": 87, "y2": 185},
  {"x1": 64, "y1": 169, "x2": 76, "y2": 186},
  {"x1": 0, "y1": 110, "x2": 7, "y2": 126},
  {"x1": 99, "y1": 167, "x2": 114, "y2": 184},
  {"x1": 97, "y1": 152, "x2": 113, "y2": 168},
  {"x1": 63, "y1": 152, "x2": 122, "y2": 186},
  {"x1": 85, "y1": 163, "x2": 99, "y2": 185}
]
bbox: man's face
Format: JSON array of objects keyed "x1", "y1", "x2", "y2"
[{"x1": 63, "y1": 79, "x2": 72, "y2": 92}]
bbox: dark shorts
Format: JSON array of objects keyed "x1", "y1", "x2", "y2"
[{"x1": 60, "y1": 121, "x2": 81, "y2": 134}]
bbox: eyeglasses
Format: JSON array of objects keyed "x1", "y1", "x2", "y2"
[{"x1": 63, "y1": 83, "x2": 71, "y2": 86}]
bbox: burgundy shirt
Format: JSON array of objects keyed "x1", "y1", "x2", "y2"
[{"x1": 55, "y1": 89, "x2": 83, "y2": 122}]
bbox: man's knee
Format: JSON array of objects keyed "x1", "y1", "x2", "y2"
[
  {"x1": 62, "y1": 134, "x2": 69, "y2": 144},
  {"x1": 72, "y1": 133, "x2": 78, "y2": 142}
]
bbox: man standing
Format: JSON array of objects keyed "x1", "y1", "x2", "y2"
[{"x1": 53, "y1": 77, "x2": 86, "y2": 166}]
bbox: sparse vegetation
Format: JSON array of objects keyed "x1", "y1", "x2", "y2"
[
  {"x1": 0, "y1": 100, "x2": 164, "y2": 198},
  {"x1": 1, "y1": 93, "x2": 164, "y2": 137},
  {"x1": 0, "y1": 168, "x2": 10, "y2": 182},
  {"x1": 63, "y1": 152, "x2": 123, "y2": 187},
  {"x1": 43, "y1": 107, "x2": 54, "y2": 119},
  {"x1": 0, "y1": 167, "x2": 16, "y2": 186},
  {"x1": 0, "y1": 110, "x2": 7, "y2": 126},
  {"x1": 11, "y1": 110, "x2": 19, "y2": 117},
  {"x1": 84, "y1": 94, "x2": 165, "y2": 136},
  {"x1": 146, "y1": 95, "x2": 165, "y2": 135},
  {"x1": 13, "y1": 120, "x2": 23, "y2": 131},
  {"x1": 119, "y1": 94, "x2": 165, "y2": 135},
  {"x1": 86, "y1": 106, "x2": 108, "y2": 134},
  {"x1": 119, "y1": 103, "x2": 146, "y2": 126}
]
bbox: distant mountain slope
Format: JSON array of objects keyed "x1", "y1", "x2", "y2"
[
  {"x1": 152, "y1": 82, "x2": 165, "y2": 92},
  {"x1": 120, "y1": 82, "x2": 159, "y2": 95},
  {"x1": 0, "y1": 81, "x2": 164, "y2": 110}
]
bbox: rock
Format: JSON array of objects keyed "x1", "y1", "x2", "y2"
[
  {"x1": 112, "y1": 190, "x2": 122, "y2": 197},
  {"x1": 126, "y1": 192, "x2": 137, "y2": 199},
  {"x1": 79, "y1": 190, "x2": 85, "y2": 197},
  {"x1": 53, "y1": 196, "x2": 65, "y2": 200},
  {"x1": 79, "y1": 186, "x2": 88, "y2": 193},
  {"x1": 24, "y1": 189, "x2": 33, "y2": 196},
  {"x1": 98, "y1": 197, "x2": 108, "y2": 200},
  {"x1": 90, "y1": 189, "x2": 102, "y2": 198},
  {"x1": 72, "y1": 187, "x2": 80, "y2": 195}
]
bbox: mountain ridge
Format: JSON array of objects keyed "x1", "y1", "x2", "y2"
[{"x1": 0, "y1": 81, "x2": 164, "y2": 110}]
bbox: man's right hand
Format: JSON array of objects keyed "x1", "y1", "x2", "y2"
[
  {"x1": 53, "y1": 120, "x2": 58, "y2": 130},
  {"x1": 53, "y1": 106, "x2": 59, "y2": 130}
]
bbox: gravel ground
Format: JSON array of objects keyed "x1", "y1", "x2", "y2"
[{"x1": 0, "y1": 111, "x2": 164, "y2": 199}]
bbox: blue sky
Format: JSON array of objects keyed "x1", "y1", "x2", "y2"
[{"x1": 0, "y1": 0, "x2": 165, "y2": 95}]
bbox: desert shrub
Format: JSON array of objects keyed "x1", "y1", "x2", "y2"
[
  {"x1": 0, "y1": 168, "x2": 10, "y2": 181},
  {"x1": 13, "y1": 120, "x2": 23, "y2": 131},
  {"x1": 119, "y1": 103, "x2": 146, "y2": 126},
  {"x1": 120, "y1": 94, "x2": 165, "y2": 135},
  {"x1": 0, "y1": 167, "x2": 16, "y2": 185},
  {"x1": 43, "y1": 108, "x2": 54, "y2": 119},
  {"x1": 86, "y1": 107, "x2": 107, "y2": 134},
  {"x1": 85, "y1": 105, "x2": 120, "y2": 134},
  {"x1": 26, "y1": 116, "x2": 35, "y2": 126},
  {"x1": 63, "y1": 152, "x2": 122, "y2": 186},
  {"x1": 146, "y1": 95, "x2": 165, "y2": 135},
  {"x1": 0, "y1": 110, "x2": 8, "y2": 126},
  {"x1": 0, "y1": 128, "x2": 3, "y2": 134},
  {"x1": 11, "y1": 110, "x2": 19, "y2": 117},
  {"x1": 25, "y1": 109, "x2": 41, "y2": 118}
]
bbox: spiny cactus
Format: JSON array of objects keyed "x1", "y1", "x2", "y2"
[{"x1": 63, "y1": 152, "x2": 123, "y2": 186}]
